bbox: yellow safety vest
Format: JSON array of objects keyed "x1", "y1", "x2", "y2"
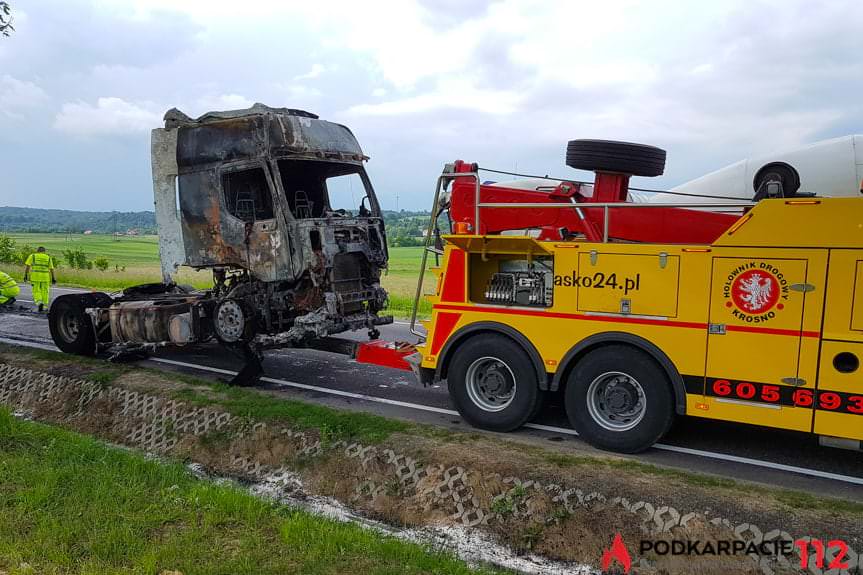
[
  {"x1": 25, "y1": 252, "x2": 53, "y2": 282},
  {"x1": 0, "y1": 271, "x2": 16, "y2": 289}
]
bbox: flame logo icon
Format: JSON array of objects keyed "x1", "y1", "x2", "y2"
[{"x1": 601, "y1": 533, "x2": 632, "y2": 573}]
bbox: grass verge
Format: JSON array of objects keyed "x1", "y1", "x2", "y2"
[
  {"x1": 0, "y1": 408, "x2": 499, "y2": 575},
  {"x1": 3, "y1": 345, "x2": 862, "y2": 521},
  {"x1": 15, "y1": 348, "x2": 429, "y2": 445}
]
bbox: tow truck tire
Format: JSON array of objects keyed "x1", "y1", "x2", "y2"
[
  {"x1": 48, "y1": 294, "x2": 110, "y2": 356},
  {"x1": 447, "y1": 334, "x2": 542, "y2": 432},
  {"x1": 564, "y1": 345, "x2": 674, "y2": 453},
  {"x1": 566, "y1": 140, "x2": 666, "y2": 177}
]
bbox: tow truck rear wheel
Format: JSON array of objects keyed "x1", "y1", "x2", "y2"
[
  {"x1": 447, "y1": 334, "x2": 543, "y2": 432},
  {"x1": 564, "y1": 345, "x2": 674, "y2": 453}
]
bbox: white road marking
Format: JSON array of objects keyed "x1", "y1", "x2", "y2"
[
  {"x1": 18, "y1": 286, "x2": 84, "y2": 293},
  {"x1": 1, "y1": 335, "x2": 862, "y2": 487},
  {"x1": 0, "y1": 337, "x2": 55, "y2": 351},
  {"x1": 151, "y1": 357, "x2": 460, "y2": 416}
]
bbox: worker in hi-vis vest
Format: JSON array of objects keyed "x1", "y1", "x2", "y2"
[
  {"x1": 24, "y1": 247, "x2": 56, "y2": 312},
  {"x1": 0, "y1": 270, "x2": 19, "y2": 307}
]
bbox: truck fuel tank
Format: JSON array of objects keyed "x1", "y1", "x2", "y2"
[{"x1": 109, "y1": 300, "x2": 197, "y2": 344}]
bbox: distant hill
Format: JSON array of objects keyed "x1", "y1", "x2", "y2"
[
  {"x1": 0, "y1": 206, "x2": 432, "y2": 237},
  {"x1": 0, "y1": 207, "x2": 156, "y2": 234}
]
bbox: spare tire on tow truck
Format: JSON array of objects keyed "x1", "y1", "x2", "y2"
[{"x1": 566, "y1": 139, "x2": 666, "y2": 177}]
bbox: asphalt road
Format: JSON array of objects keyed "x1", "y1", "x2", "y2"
[{"x1": 2, "y1": 283, "x2": 862, "y2": 503}]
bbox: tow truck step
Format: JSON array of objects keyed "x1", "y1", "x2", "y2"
[{"x1": 308, "y1": 337, "x2": 417, "y2": 372}]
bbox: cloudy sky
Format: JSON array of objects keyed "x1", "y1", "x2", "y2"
[{"x1": 1, "y1": 0, "x2": 862, "y2": 212}]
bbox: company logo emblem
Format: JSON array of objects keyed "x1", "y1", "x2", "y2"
[
  {"x1": 732, "y1": 270, "x2": 779, "y2": 313},
  {"x1": 602, "y1": 533, "x2": 632, "y2": 573},
  {"x1": 722, "y1": 262, "x2": 790, "y2": 323}
]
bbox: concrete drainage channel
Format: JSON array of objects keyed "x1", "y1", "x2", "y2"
[
  {"x1": 0, "y1": 363, "x2": 860, "y2": 575},
  {"x1": 243, "y1": 469, "x2": 591, "y2": 575}
]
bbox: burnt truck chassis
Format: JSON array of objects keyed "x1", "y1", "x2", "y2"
[{"x1": 48, "y1": 105, "x2": 392, "y2": 384}]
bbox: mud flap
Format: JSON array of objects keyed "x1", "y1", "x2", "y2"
[{"x1": 229, "y1": 343, "x2": 264, "y2": 386}]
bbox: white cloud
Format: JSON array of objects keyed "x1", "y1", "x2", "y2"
[
  {"x1": 0, "y1": 75, "x2": 49, "y2": 119},
  {"x1": 294, "y1": 63, "x2": 325, "y2": 81},
  {"x1": 690, "y1": 63, "x2": 713, "y2": 75},
  {"x1": 5, "y1": 0, "x2": 863, "y2": 210},
  {"x1": 53, "y1": 97, "x2": 161, "y2": 136},
  {"x1": 193, "y1": 93, "x2": 253, "y2": 114},
  {"x1": 269, "y1": 83, "x2": 322, "y2": 109},
  {"x1": 347, "y1": 78, "x2": 521, "y2": 116}
]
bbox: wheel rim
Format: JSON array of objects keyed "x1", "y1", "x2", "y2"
[
  {"x1": 465, "y1": 356, "x2": 516, "y2": 412},
  {"x1": 586, "y1": 371, "x2": 647, "y2": 431},
  {"x1": 215, "y1": 300, "x2": 245, "y2": 343},
  {"x1": 57, "y1": 309, "x2": 80, "y2": 343}
]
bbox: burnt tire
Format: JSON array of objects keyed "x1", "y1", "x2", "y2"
[
  {"x1": 48, "y1": 293, "x2": 111, "y2": 356},
  {"x1": 566, "y1": 139, "x2": 666, "y2": 177},
  {"x1": 564, "y1": 345, "x2": 674, "y2": 453},
  {"x1": 447, "y1": 334, "x2": 543, "y2": 432}
]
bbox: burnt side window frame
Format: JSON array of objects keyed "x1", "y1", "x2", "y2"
[{"x1": 220, "y1": 162, "x2": 277, "y2": 224}]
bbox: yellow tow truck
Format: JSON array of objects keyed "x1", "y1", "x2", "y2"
[{"x1": 409, "y1": 140, "x2": 863, "y2": 453}]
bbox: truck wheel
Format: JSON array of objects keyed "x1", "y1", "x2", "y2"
[
  {"x1": 564, "y1": 345, "x2": 674, "y2": 453},
  {"x1": 48, "y1": 294, "x2": 104, "y2": 356},
  {"x1": 566, "y1": 140, "x2": 666, "y2": 177},
  {"x1": 447, "y1": 334, "x2": 542, "y2": 432},
  {"x1": 213, "y1": 299, "x2": 254, "y2": 344}
]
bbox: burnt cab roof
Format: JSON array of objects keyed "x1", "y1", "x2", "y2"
[{"x1": 164, "y1": 103, "x2": 367, "y2": 171}]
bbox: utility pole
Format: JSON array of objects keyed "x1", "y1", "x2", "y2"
[
  {"x1": 113, "y1": 211, "x2": 118, "y2": 241},
  {"x1": 396, "y1": 193, "x2": 399, "y2": 212}
]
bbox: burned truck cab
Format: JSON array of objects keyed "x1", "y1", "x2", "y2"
[
  {"x1": 153, "y1": 104, "x2": 391, "y2": 342},
  {"x1": 152, "y1": 104, "x2": 387, "y2": 340},
  {"x1": 49, "y1": 104, "x2": 391, "y2": 370}
]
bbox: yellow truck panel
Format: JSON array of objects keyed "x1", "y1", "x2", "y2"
[
  {"x1": 815, "y1": 341, "x2": 863, "y2": 440},
  {"x1": 575, "y1": 252, "x2": 680, "y2": 317},
  {"x1": 824, "y1": 250, "x2": 863, "y2": 340},
  {"x1": 853, "y1": 261, "x2": 863, "y2": 332},
  {"x1": 701, "y1": 254, "x2": 816, "y2": 432},
  {"x1": 813, "y1": 249, "x2": 863, "y2": 440}
]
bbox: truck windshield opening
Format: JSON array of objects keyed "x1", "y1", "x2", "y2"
[{"x1": 277, "y1": 159, "x2": 371, "y2": 219}]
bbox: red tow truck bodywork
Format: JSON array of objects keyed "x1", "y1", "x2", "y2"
[{"x1": 446, "y1": 160, "x2": 739, "y2": 244}]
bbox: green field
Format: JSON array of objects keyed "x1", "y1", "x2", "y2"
[
  {"x1": 0, "y1": 408, "x2": 495, "y2": 575},
  {"x1": 3, "y1": 233, "x2": 433, "y2": 316}
]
